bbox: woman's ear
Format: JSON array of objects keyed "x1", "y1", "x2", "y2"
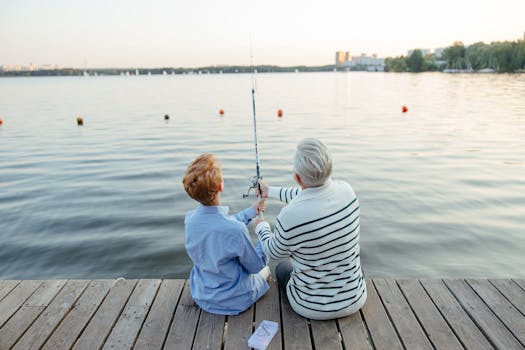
[
  {"x1": 294, "y1": 172, "x2": 306, "y2": 189},
  {"x1": 218, "y1": 181, "x2": 224, "y2": 193}
]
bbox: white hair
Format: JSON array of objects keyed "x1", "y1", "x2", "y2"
[{"x1": 293, "y1": 138, "x2": 332, "y2": 187}]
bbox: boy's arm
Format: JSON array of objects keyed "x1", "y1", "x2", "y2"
[
  {"x1": 237, "y1": 227, "x2": 267, "y2": 273},
  {"x1": 233, "y1": 206, "x2": 257, "y2": 225}
]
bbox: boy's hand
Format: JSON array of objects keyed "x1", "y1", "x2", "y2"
[
  {"x1": 256, "y1": 179, "x2": 269, "y2": 198},
  {"x1": 252, "y1": 198, "x2": 266, "y2": 215}
]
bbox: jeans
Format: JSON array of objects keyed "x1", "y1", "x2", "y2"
[{"x1": 275, "y1": 260, "x2": 293, "y2": 303}]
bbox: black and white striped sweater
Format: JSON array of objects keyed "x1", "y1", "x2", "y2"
[{"x1": 255, "y1": 179, "x2": 366, "y2": 319}]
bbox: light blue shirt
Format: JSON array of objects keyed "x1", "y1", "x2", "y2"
[{"x1": 185, "y1": 204, "x2": 269, "y2": 315}]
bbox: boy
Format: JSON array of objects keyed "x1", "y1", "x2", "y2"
[{"x1": 182, "y1": 153, "x2": 270, "y2": 315}]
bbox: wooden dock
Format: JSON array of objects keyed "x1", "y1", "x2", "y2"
[{"x1": 0, "y1": 278, "x2": 524, "y2": 349}]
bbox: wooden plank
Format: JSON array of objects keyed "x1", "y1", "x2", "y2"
[
  {"x1": 466, "y1": 279, "x2": 525, "y2": 347},
  {"x1": 0, "y1": 280, "x2": 42, "y2": 327},
  {"x1": 420, "y1": 279, "x2": 493, "y2": 350},
  {"x1": 0, "y1": 280, "x2": 66, "y2": 350},
  {"x1": 192, "y1": 311, "x2": 226, "y2": 350},
  {"x1": 0, "y1": 280, "x2": 20, "y2": 302},
  {"x1": 373, "y1": 278, "x2": 432, "y2": 350},
  {"x1": 12, "y1": 279, "x2": 89, "y2": 350},
  {"x1": 310, "y1": 319, "x2": 343, "y2": 350},
  {"x1": 280, "y1": 288, "x2": 312, "y2": 350},
  {"x1": 254, "y1": 278, "x2": 282, "y2": 350},
  {"x1": 397, "y1": 279, "x2": 463, "y2": 350},
  {"x1": 338, "y1": 311, "x2": 373, "y2": 350},
  {"x1": 102, "y1": 279, "x2": 161, "y2": 350},
  {"x1": 444, "y1": 279, "x2": 523, "y2": 350},
  {"x1": 490, "y1": 279, "x2": 525, "y2": 316},
  {"x1": 163, "y1": 280, "x2": 201, "y2": 349},
  {"x1": 223, "y1": 306, "x2": 254, "y2": 350},
  {"x1": 134, "y1": 279, "x2": 184, "y2": 350},
  {"x1": 72, "y1": 279, "x2": 137, "y2": 350},
  {"x1": 360, "y1": 280, "x2": 403, "y2": 350},
  {"x1": 513, "y1": 279, "x2": 525, "y2": 292},
  {"x1": 42, "y1": 280, "x2": 113, "y2": 350}
]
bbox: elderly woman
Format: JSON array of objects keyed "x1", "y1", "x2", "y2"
[{"x1": 255, "y1": 138, "x2": 366, "y2": 320}]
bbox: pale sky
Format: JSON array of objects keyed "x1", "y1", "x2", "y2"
[{"x1": 1, "y1": 0, "x2": 524, "y2": 68}]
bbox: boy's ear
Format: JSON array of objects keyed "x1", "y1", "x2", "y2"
[{"x1": 218, "y1": 181, "x2": 223, "y2": 193}]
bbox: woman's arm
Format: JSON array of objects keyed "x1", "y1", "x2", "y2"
[
  {"x1": 254, "y1": 221, "x2": 291, "y2": 260},
  {"x1": 259, "y1": 180, "x2": 300, "y2": 204}
]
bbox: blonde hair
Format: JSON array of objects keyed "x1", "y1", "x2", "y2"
[{"x1": 183, "y1": 153, "x2": 222, "y2": 205}]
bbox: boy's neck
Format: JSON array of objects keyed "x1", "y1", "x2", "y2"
[{"x1": 210, "y1": 195, "x2": 221, "y2": 206}]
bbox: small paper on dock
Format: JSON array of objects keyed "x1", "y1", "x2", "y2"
[{"x1": 248, "y1": 320, "x2": 278, "y2": 350}]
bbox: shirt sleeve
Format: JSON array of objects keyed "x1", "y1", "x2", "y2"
[
  {"x1": 255, "y1": 221, "x2": 291, "y2": 260},
  {"x1": 268, "y1": 186, "x2": 301, "y2": 204},
  {"x1": 233, "y1": 206, "x2": 257, "y2": 225},
  {"x1": 237, "y1": 226, "x2": 267, "y2": 273}
]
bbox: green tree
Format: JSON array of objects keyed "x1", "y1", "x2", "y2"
[
  {"x1": 443, "y1": 42, "x2": 466, "y2": 69},
  {"x1": 385, "y1": 56, "x2": 407, "y2": 72},
  {"x1": 407, "y1": 50, "x2": 424, "y2": 72}
]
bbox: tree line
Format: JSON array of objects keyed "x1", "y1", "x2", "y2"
[
  {"x1": 386, "y1": 40, "x2": 525, "y2": 73},
  {"x1": 0, "y1": 65, "x2": 336, "y2": 77}
]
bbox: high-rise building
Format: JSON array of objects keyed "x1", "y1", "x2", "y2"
[{"x1": 335, "y1": 51, "x2": 346, "y2": 66}]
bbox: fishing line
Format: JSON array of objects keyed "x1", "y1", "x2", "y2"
[{"x1": 243, "y1": 34, "x2": 263, "y2": 211}]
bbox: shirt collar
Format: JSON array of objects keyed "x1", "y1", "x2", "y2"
[{"x1": 196, "y1": 204, "x2": 229, "y2": 215}]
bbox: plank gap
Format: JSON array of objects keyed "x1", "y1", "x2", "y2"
[
  {"x1": 442, "y1": 279, "x2": 504, "y2": 350},
  {"x1": 395, "y1": 279, "x2": 436, "y2": 350},
  {"x1": 371, "y1": 279, "x2": 406, "y2": 349},
  {"x1": 68, "y1": 280, "x2": 113, "y2": 350},
  {"x1": 359, "y1": 308, "x2": 375, "y2": 350},
  {"x1": 159, "y1": 281, "x2": 185, "y2": 350},
  {"x1": 465, "y1": 279, "x2": 525, "y2": 348},
  {"x1": 489, "y1": 279, "x2": 525, "y2": 318},
  {"x1": 130, "y1": 279, "x2": 163, "y2": 349},
  {"x1": 334, "y1": 319, "x2": 347, "y2": 350},
  {"x1": 418, "y1": 279, "x2": 469, "y2": 350},
  {"x1": 99, "y1": 279, "x2": 140, "y2": 349}
]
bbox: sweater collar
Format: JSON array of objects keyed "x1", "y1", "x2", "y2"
[{"x1": 301, "y1": 178, "x2": 332, "y2": 194}]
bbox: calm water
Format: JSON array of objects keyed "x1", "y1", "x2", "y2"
[{"x1": 1, "y1": 72, "x2": 524, "y2": 279}]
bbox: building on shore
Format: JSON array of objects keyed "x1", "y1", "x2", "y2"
[
  {"x1": 335, "y1": 51, "x2": 349, "y2": 66},
  {"x1": 0, "y1": 63, "x2": 61, "y2": 72},
  {"x1": 335, "y1": 52, "x2": 385, "y2": 71}
]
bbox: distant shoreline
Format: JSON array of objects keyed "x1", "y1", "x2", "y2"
[
  {"x1": 1, "y1": 65, "x2": 523, "y2": 77},
  {"x1": 0, "y1": 65, "x2": 335, "y2": 77}
]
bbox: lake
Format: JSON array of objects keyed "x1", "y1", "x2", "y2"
[{"x1": 1, "y1": 72, "x2": 524, "y2": 279}]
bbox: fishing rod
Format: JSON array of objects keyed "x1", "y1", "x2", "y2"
[{"x1": 243, "y1": 36, "x2": 262, "y2": 202}]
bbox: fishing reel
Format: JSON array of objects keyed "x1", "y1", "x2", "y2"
[{"x1": 242, "y1": 175, "x2": 261, "y2": 198}]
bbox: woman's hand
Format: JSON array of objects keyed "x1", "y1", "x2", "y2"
[{"x1": 257, "y1": 179, "x2": 269, "y2": 198}]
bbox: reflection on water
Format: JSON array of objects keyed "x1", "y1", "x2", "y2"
[{"x1": 0, "y1": 72, "x2": 524, "y2": 279}]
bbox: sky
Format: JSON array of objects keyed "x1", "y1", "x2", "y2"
[{"x1": 1, "y1": 0, "x2": 524, "y2": 68}]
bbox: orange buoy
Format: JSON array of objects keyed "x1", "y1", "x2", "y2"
[
  {"x1": 277, "y1": 109, "x2": 283, "y2": 118},
  {"x1": 402, "y1": 106, "x2": 408, "y2": 113},
  {"x1": 0, "y1": 117, "x2": 3, "y2": 126},
  {"x1": 77, "y1": 116, "x2": 84, "y2": 126},
  {"x1": 219, "y1": 109, "x2": 224, "y2": 116}
]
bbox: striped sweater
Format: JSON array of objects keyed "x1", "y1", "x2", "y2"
[{"x1": 255, "y1": 179, "x2": 366, "y2": 320}]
